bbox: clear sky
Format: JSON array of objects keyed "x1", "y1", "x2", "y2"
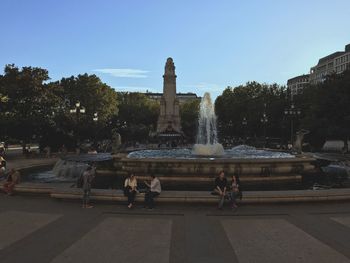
[{"x1": 1, "y1": 0, "x2": 350, "y2": 98}]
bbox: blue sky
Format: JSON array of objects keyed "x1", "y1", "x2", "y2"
[{"x1": 1, "y1": 0, "x2": 350, "y2": 98}]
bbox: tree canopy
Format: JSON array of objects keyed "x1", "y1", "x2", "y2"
[
  {"x1": 180, "y1": 99, "x2": 200, "y2": 142},
  {"x1": 114, "y1": 92, "x2": 159, "y2": 143},
  {"x1": 296, "y1": 69, "x2": 350, "y2": 149},
  {"x1": 215, "y1": 82, "x2": 289, "y2": 141},
  {"x1": 0, "y1": 65, "x2": 118, "y2": 150}
]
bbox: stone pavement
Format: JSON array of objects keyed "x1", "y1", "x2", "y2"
[{"x1": 0, "y1": 195, "x2": 350, "y2": 263}]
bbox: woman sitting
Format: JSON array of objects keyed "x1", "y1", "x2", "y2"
[
  {"x1": 229, "y1": 175, "x2": 241, "y2": 209},
  {"x1": 124, "y1": 173, "x2": 138, "y2": 209}
]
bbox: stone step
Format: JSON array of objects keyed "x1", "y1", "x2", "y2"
[
  {"x1": 2, "y1": 181, "x2": 350, "y2": 204},
  {"x1": 49, "y1": 188, "x2": 350, "y2": 204}
]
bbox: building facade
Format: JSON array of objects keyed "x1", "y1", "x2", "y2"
[
  {"x1": 287, "y1": 43, "x2": 350, "y2": 96},
  {"x1": 287, "y1": 74, "x2": 310, "y2": 97},
  {"x1": 145, "y1": 92, "x2": 200, "y2": 104},
  {"x1": 309, "y1": 43, "x2": 350, "y2": 84}
]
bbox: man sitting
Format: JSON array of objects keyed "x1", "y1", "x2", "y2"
[
  {"x1": 144, "y1": 175, "x2": 161, "y2": 209},
  {"x1": 213, "y1": 170, "x2": 228, "y2": 209}
]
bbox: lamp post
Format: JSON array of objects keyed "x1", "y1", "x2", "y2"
[
  {"x1": 284, "y1": 103, "x2": 301, "y2": 145},
  {"x1": 70, "y1": 101, "x2": 86, "y2": 115},
  {"x1": 70, "y1": 101, "x2": 85, "y2": 146},
  {"x1": 93, "y1": 112, "x2": 98, "y2": 122},
  {"x1": 242, "y1": 117, "x2": 247, "y2": 140},
  {"x1": 260, "y1": 113, "x2": 268, "y2": 139}
]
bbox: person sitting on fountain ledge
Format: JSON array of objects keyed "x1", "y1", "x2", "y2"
[
  {"x1": 229, "y1": 175, "x2": 241, "y2": 209},
  {"x1": 123, "y1": 173, "x2": 138, "y2": 209},
  {"x1": 212, "y1": 170, "x2": 228, "y2": 209},
  {"x1": 144, "y1": 175, "x2": 161, "y2": 210},
  {"x1": 3, "y1": 168, "x2": 21, "y2": 195}
]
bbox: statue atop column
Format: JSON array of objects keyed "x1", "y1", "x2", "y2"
[{"x1": 157, "y1": 57, "x2": 182, "y2": 135}]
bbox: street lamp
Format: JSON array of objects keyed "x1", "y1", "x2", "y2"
[
  {"x1": 70, "y1": 101, "x2": 85, "y2": 146},
  {"x1": 242, "y1": 117, "x2": 247, "y2": 139},
  {"x1": 93, "y1": 112, "x2": 98, "y2": 122},
  {"x1": 242, "y1": 117, "x2": 247, "y2": 126},
  {"x1": 70, "y1": 101, "x2": 86, "y2": 115},
  {"x1": 260, "y1": 112, "x2": 268, "y2": 139},
  {"x1": 284, "y1": 103, "x2": 301, "y2": 145}
]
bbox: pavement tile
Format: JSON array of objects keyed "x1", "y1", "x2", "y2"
[
  {"x1": 51, "y1": 217, "x2": 172, "y2": 263},
  {"x1": 0, "y1": 211, "x2": 61, "y2": 250},
  {"x1": 222, "y1": 218, "x2": 350, "y2": 263}
]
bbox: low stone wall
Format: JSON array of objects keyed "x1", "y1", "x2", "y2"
[
  {"x1": 119, "y1": 156, "x2": 315, "y2": 175},
  {"x1": 2, "y1": 182, "x2": 350, "y2": 204},
  {"x1": 115, "y1": 154, "x2": 316, "y2": 186}
]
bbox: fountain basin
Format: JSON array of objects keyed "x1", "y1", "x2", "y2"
[{"x1": 116, "y1": 153, "x2": 316, "y2": 187}]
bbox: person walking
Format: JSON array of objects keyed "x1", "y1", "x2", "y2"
[
  {"x1": 82, "y1": 166, "x2": 95, "y2": 208},
  {"x1": 124, "y1": 173, "x2": 138, "y2": 209},
  {"x1": 144, "y1": 175, "x2": 161, "y2": 209},
  {"x1": 213, "y1": 170, "x2": 228, "y2": 209},
  {"x1": 3, "y1": 169, "x2": 21, "y2": 195},
  {"x1": 0, "y1": 156, "x2": 6, "y2": 177}
]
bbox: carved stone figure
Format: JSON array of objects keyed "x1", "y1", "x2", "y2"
[
  {"x1": 293, "y1": 129, "x2": 309, "y2": 153},
  {"x1": 111, "y1": 129, "x2": 122, "y2": 153}
]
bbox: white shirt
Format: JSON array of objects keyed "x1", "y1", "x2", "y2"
[
  {"x1": 124, "y1": 177, "x2": 137, "y2": 189},
  {"x1": 150, "y1": 177, "x2": 161, "y2": 193}
]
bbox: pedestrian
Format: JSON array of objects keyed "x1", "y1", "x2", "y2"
[
  {"x1": 3, "y1": 168, "x2": 21, "y2": 195},
  {"x1": 124, "y1": 173, "x2": 138, "y2": 209},
  {"x1": 0, "y1": 156, "x2": 6, "y2": 177},
  {"x1": 213, "y1": 170, "x2": 228, "y2": 209},
  {"x1": 144, "y1": 175, "x2": 161, "y2": 209},
  {"x1": 229, "y1": 175, "x2": 241, "y2": 209},
  {"x1": 82, "y1": 166, "x2": 95, "y2": 208}
]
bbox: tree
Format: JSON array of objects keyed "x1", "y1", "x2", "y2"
[
  {"x1": 297, "y1": 70, "x2": 350, "y2": 150},
  {"x1": 114, "y1": 92, "x2": 159, "y2": 143},
  {"x1": 180, "y1": 99, "x2": 200, "y2": 142},
  {"x1": 0, "y1": 64, "x2": 60, "y2": 146},
  {"x1": 215, "y1": 82, "x2": 289, "y2": 142},
  {"x1": 0, "y1": 66, "x2": 120, "y2": 150},
  {"x1": 56, "y1": 74, "x2": 119, "y2": 146}
]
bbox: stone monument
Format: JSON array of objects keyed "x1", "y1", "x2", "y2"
[
  {"x1": 293, "y1": 129, "x2": 310, "y2": 154},
  {"x1": 157, "y1": 58, "x2": 182, "y2": 135}
]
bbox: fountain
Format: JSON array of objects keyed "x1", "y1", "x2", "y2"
[
  {"x1": 119, "y1": 91, "x2": 315, "y2": 189},
  {"x1": 192, "y1": 92, "x2": 224, "y2": 156}
]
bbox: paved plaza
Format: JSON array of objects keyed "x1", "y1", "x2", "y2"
[{"x1": 1, "y1": 195, "x2": 350, "y2": 263}]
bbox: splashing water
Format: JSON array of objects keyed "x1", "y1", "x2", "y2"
[{"x1": 192, "y1": 92, "x2": 224, "y2": 156}]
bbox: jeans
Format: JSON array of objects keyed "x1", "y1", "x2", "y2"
[
  {"x1": 126, "y1": 190, "x2": 137, "y2": 205},
  {"x1": 229, "y1": 191, "x2": 238, "y2": 205},
  {"x1": 83, "y1": 189, "x2": 91, "y2": 205},
  {"x1": 213, "y1": 189, "x2": 227, "y2": 208},
  {"x1": 145, "y1": 191, "x2": 159, "y2": 208}
]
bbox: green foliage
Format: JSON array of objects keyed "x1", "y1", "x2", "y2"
[
  {"x1": 180, "y1": 99, "x2": 200, "y2": 142},
  {"x1": 59, "y1": 74, "x2": 118, "y2": 122},
  {"x1": 297, "y1": 70, "x2": 350, "y2": 149},
  {"x1": 0, "y1": 65, "x2": 119, "y2": 149},
  {"x1": 0, "y1": 64, "x2": 58, "y2": 142},
  {"x1": 215, "y1": 82, "x2": 289, "y2": 140},
  {"x1": 114, "y1": 92, "x2": 159, "y2": 143}
]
